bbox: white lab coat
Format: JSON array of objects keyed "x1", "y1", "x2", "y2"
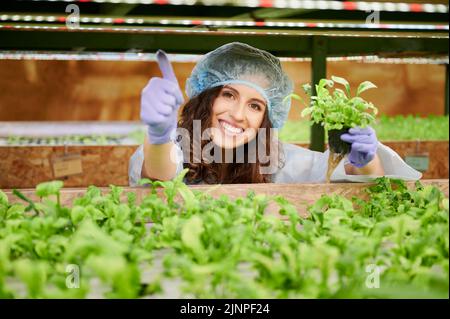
[{"x1": 128, "y1": 141, "x2": 422, "y2": 187}]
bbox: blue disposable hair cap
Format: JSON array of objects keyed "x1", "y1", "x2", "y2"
[{"x1": 185, "y1": 42, "x2": 294, "y2": 129}]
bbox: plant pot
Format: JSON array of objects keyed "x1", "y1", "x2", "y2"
[{"x1": 328, "y1": 127, "x2": 352, "y2": 155}]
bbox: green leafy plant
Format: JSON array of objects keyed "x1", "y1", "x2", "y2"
[
  {"x1": 286, "y1": 76, "x2": 379, "y2": 181},
  {"x1": 286, "y1": 76, "x2": 378, "y2": 153},
  {"x1": 6, "y1": 134, "x2": 124, "y2": 146},
  {"x1": 0, "y1": 171, "x2": 448, "y2": 299},
  {"x1": 292, "y1": 76, "x2": 378, "y2": 131}
]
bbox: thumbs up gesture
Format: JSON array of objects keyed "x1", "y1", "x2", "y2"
[{"x1": 141, "y1": 50, "x2": 184, "y2": 144}]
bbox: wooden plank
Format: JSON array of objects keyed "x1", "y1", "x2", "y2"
[{"x1": 4, "y1": 179, "x2": 448, "y2": 219}]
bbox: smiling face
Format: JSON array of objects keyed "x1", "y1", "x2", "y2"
[{"x1": 210, "y1": 84, "x2": 267, "y2": 149}]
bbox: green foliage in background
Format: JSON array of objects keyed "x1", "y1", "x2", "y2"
[
  {"x1": 372, "y1": 115, "x2": 450, "y2": 141},
  {"x1": 6, "y1": 134, "x2": 123, "y2": 146},
  {"x1": 279, "y1": 115, "x2": 450, "y2": 143},
  {"x1": 0, "y1": 172, "x2": 448, "y2": 298},
  {"x1": 5, "y1": 116, "x2": 448, "y2": 146}
]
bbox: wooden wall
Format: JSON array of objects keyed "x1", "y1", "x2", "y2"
[{"x1": 0, "y1": 59, "x2": 446, "y2": 121}]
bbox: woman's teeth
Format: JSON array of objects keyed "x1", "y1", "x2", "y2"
[{"x1": 220, "y1": 121, "x2": 244, "y2": 134}]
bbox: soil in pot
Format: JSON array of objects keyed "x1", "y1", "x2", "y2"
[
  {"x1": 326, "y1": 127, "x2": 352, "y2": 183},
  {"x1": 328, "y1": 128, "x2": 352, "y2": 154}
]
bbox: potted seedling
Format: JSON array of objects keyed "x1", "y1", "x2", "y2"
[{"x1": 287, "y1": 76, "x2": 378, "y2": 182}]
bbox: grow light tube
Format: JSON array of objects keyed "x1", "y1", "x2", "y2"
[
  {"x1": 0, "y1": 50, "x2": 447, "y2": 64},
  {"x1": 24, "y1": 0, "x2": 449, "y2": 13},
  {"x1": 1, "y1": 14, "x2": 448, "y2": 31},
  {"x1": 1, "y1": 24, "x2": 447, "y2": 39}
]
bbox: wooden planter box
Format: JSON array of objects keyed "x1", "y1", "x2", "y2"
[
  {"x1": 294, "y1": 140, "x2": 449, "y2": 179},
  {"x1": 0, "y1": 145, "x2": 138, "y2": 189},
  {"x1": 4, "y1": 180, "x2": 448, "y2": 219},
  {"x1": 0, "y1": 121, "x2": 142, "y2": 188},
  {"x1": 1, "y1": 140, "x2": 447, "y2": 189}
]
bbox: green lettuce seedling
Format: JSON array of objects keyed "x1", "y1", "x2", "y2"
[
  {"x1": 1, "y1": 171, "x2": 448, "y2": 299},
  {"x1": 286, "y1": 76, "x2": 379, "y2": 181},
  {"x1": 296, "y1": 76, "x2": 378, "y2": 131}
]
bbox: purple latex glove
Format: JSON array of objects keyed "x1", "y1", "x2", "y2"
[
  {"x1": 140, "y1": 50, "x2": 184, "y2": 144},
  {"x1": 340, "y1": 126, "x2": 378, "y2": 168}
]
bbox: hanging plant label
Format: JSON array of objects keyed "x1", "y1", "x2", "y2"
[
  {"x1": 51, "y1": 153, "x2": 83, "y2": 178},
  {"x1": 405, "y1": 154, "x2": 429, "y2": 172}
]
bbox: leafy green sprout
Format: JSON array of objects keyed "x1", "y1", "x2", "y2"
[{"x1": 284, "y1": 76, "x2": 379, "y2": 131}]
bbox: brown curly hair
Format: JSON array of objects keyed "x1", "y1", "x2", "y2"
[{"x1": 177, "y1": 86, "x2": 284, "y2": 184}]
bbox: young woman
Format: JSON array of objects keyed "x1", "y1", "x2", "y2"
[{"x1": 129, "y1": 42, "x2": 420, "y2": 186}]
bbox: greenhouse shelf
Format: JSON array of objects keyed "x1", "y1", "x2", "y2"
[{"x1": 0, "y1": 0, "x2": 448, "y2": 151}]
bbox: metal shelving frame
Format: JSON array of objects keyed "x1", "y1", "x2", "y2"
[{"x1": 1, "y1": 0, "x2": 448, "y2": 151}]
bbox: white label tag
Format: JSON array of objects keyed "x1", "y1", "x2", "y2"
[
  {"x1": 405, "y1": 155, "x2": 429, "y2": 172},
  {"x1": 52, "y1": 154, "x2": 83, "y2": 178}
]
